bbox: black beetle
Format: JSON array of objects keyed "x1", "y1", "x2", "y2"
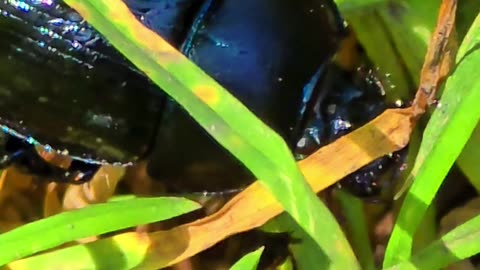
[{"x1": 0, "y1": 0, "x2": 393, "y2": 196}]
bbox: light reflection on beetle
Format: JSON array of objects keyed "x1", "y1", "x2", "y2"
[{"x1": 0, "y1": 0, "x2": 399, "y2": 197}]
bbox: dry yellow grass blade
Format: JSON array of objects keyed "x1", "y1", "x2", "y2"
[
  {"x1": 9, "y1": 107, "x2": 414, "y2": 269},
  {"x1": 137, "y1": 108, "x2": 414, "y2": 269}
]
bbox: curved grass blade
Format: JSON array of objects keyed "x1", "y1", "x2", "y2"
[
  {"x1": 385, "y1": 214, "x2": 480, "y2": 269},
  {"x1": 0, "y1": 197, "x2": 200, "y2": 266},
  {"x1": 8, "y1": 107, "x2": 414, "y2": 270},
  {"x1": 229, "y1": 247, "x2": 264, "y2": 270},
  {"x1": 63, "y1": 0, "x2": 359, "y2": 268},
  {"x1": 384, "y1": 10, "x2": 480, "y2": 267}
]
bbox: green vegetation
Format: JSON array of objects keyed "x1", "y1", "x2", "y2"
[{"x1": 0, "y1": 0, "x2": 479, "y2": 269}]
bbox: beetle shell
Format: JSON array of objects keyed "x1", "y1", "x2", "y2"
[
  {"x1": 0, "y1": 0, "x2": 346, "y2": 190},
  {"x1": 142, "y1": 0, "x2": 345, "y2": 191},
  {"x1": 0, "y1": 0, "x2": 343, "y2": 167},
  {"x1": 0, "y1": 0, "x2": 395, "y2": 196},
  {"x1": 0, "y1": 0, "x2": 168, "y2": 164}
]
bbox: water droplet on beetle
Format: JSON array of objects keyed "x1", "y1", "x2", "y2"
[
  {"x1": 327, "y1": 104, "x2": 336, "y2": 114},
  {"x1": 333, "y1": 119, "x2": 351, "y2": 131},
  {"x1": 394, "y1": 99, "x2": 403, "y2": 107},
  {"x1": 296, "y1": 137, "x2": 306, "y2": 148},
  {"x1": 26, "y1": 136, "x2": 35, "y2": 144},
  {"x1": 44, "y1": 145, "x2": 52, "y2": 152},
  {"x1": 48, "y1": 18, "x2": 65, "y2": 26},
  {"x1": 74, "y1": 28, "x2": 93, "y2": 42},
  {"x1": 66, "y1": 11, "x2": 82, "y2": 22}
]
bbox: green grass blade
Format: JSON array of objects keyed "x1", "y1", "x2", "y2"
[
  {"x1": 457, "y1": 124, "x2": 480, "y2": 192},
  {"x1": 386, "y1": 214, "x2": 480, "y2": 269},
  {"x1": 383, "y1": 13, "x2": 480, "y2": 267},
  {"x1": 335, "y1": 190, "x2": 376, "y2": 270},
  {"x1": 229, "y1": 247, "x2": 264, "y2": 270},
  {"x1": 262, "y1": 213, "x2": 331, "y2": 269},
  {"x1": 457, "y1": 13, "x2": 480, "y2": 61},
  {"x1": 0, "y1": 197, "x2": 200, "y2": 266},
  {"x1": 451, "y1": 0, "x2": 480, "y2": 198},
  {"x1": 378, "y1": 0, "x2": 441, "y2": 86},
  {"x1": 277, "y1": 256, "x2": 295, "y2": 270},
  {"x1": 63, "y1": 1, "x2": 359, "y2": 268},
  {"x1": 339, "y1": 0, "x2": 440, "y2": 102},
  {"x1": 456, "y1": 0, "x2": 480, "y2": 40},
  {"x1": 334, "y1": 0, "x2": 388, "y2": 12}
]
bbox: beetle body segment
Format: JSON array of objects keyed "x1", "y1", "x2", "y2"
[
  {"x1": 0, "y1": 0, "x2": 394, "y2": 196},
  {"x1": 144, "y1": 0, "x2": 345, "y2": 191},
  {"x1": 0, "y1": 0, "x2": 167, "y2": 165}
]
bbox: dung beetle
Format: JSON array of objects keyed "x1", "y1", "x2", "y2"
[{"x1": 0, "y1": 0, "x2": 393, "y2": 196}]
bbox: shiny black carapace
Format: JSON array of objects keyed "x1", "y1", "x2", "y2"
[{"x1": 0, "y1": 0, "x2": 392, "y2": 196}]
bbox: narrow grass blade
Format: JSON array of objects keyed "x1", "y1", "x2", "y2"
[
  {"x1": 277, "y1": 256, "x2": 295, "y2": 270},
  {"x1": 340, "y1": 0, "x2": 441, "y2": 102},
  {"x1": 8, "y1": 107, "x2": 415, "y2": 270},
  {"x1": 0, "y1": 197, "x2": 200, "y2": 266},
  {"x1": 229, "y1": 247, "x2": 264, "y2": 270},
  {"x1": 457, "y1": 124, "x2": 480, "y2": 192},
  {"x1": 260, "y1": 212, "x2": 331, "y2": 270},
  {"x1": 335, "y1": 190, "x2": 376, "y2": 270},
  {"x1": 334, "y1": 0, "x2": 387, "y2": 12},
  {"x1": 457, "y1": 13, "x2": 480, "y2": 61},
  {"x1": 378, "y1": 0, "x2": 441, "y2": 86},
  {"x1": 386, "y1": 214, "x2": 480, "y2": 269},
  {"x1": 63, "y1": 0, "x2": 359, "y2": 268},
  {"x1": 384, "y1": 11, "x2": 480, "y2": 267}
]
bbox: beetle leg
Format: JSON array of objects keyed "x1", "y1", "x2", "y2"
[
  {"x1": 0, "y1": 148, "x2": 28, "y2": 169},
  {"x1": 0, "y1": 134, "x2": 99, "y2": 184},
  {"x1": 13, "y1": 142, "x2": 72, "y2": 181},
  {"x1": 61, "y1": 160, "x2": 100, "y2": 184},
  {"x1": 0, "y1": 135, "x2": 37, "y2": 169}
]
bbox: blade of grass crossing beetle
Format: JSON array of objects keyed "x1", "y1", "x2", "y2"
[
  {"x1": 63, "y1": 0, "x2": 359, "y2": 268},
  {"x1": 7, "y1": 106, "x2": 416, "y2": 269},
  {"x1": 0, "y1": 197, "x2": 201, "y2": 266},
  {"x1": 384, "y1": 11, "x2": 480, "y2": 267}
]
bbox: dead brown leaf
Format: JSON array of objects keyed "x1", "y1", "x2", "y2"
[
  {"x1": 395, "y1": 0, "x2": 458, "y2": 198},
  {"x1": 8, "y1": 108, "x2": 414, "y2": 269},
  {"x1": 411, "y1": 0, "x2": 458, "y2": 116}
]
